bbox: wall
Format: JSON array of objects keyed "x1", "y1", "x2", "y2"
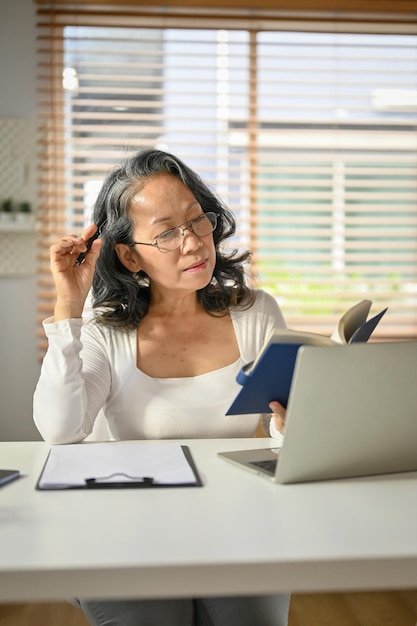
[{"x1": 0, "y1": 0, "x2": 42, "y2": 440}]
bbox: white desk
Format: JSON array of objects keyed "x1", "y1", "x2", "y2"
[{"x1": 1, "y1": 438, "x2": 417, "y2": 603}]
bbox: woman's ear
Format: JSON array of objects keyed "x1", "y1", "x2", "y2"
[{"x1": 115, "y1": 243, "x2": 141, "y2": 273}]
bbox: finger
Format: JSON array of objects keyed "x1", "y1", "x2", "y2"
[
  {"x1": 80, "y1": 223, "x2": 99, "y2": 244},
  {"x1": 75, "y1": 225, "x2": 102, "y2": 266},
  {"x1": 269, "y1": 400, "x2": 286, "y2": 420},
  {"x1": 79, "y1": 237, "x2": 102, "y2": 266},
  {"x1": 51, "y1": 236, "x2": 85, "y2": 259},
  {"x1": 269, "y1": 400, "x2": 286, "y2": 434},
  {"x1": 272, "y1": 413, "x2": 285, "y2": 434}
]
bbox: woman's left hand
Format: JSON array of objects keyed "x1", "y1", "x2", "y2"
[{"x1": 269, "y1": 400, "x2": 286, "y2": 434}]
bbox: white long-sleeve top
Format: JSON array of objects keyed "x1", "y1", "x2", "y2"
[{"x1": 33, "y1": 289, "x2": 286, "y2": 444}]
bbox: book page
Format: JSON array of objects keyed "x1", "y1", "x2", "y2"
[
  {"x1": 249, "y1": 328, "x2": 335, "y2": 372},
  {"x1": 330, "y1": 299, "x2": 372, "y2": 343}
]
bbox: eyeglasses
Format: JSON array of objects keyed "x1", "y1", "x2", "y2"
[{"x1": 132, "y1": 211, "x2": 218, "y2": 253}]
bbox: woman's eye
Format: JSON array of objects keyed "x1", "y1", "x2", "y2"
[{"x1": 158, "y1": 229, "x2": 176, "y2": 242}]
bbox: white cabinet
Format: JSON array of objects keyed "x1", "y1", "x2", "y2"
[
  {"x1": 0, "y1": 118, "x2": 37, "y2": 276},
  {"x1": 0, "y1": 220, "x2": 37, "y2": 276}
]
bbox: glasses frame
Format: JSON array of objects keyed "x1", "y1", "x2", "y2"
[{"x1": 132, "y1": 211, "x2": 218, "y2": 253}]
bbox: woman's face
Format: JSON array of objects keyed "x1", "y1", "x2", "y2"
[{"x1": 116, "y1": 173, "x2": 216, "y2": 298}]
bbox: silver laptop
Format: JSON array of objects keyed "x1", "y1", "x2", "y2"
[{"x1": 218, "y1": 342, "x2": 417, "y2": 484}]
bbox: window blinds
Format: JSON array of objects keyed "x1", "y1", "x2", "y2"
[{"x1": 36, "y1": 5, "x2": 417, "y2": 355}]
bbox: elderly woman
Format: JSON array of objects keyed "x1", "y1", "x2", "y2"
[{"x1": 34, "y1": 149, "x2": 289, "y2": 626}]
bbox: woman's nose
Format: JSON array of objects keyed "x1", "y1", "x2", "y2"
[{"x1": 181, "y1": 226, "x2": 202, "y2": 252}]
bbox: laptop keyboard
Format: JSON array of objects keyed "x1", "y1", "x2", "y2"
[{"x1": 249, "y1": 459, "x2": 277, "y2": 476}]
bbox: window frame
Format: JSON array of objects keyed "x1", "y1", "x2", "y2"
[{"x1": 35, "y1": 5, "x2": 417, "y2": 357}]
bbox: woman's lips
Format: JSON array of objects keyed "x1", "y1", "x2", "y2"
[{"x1": 184, "y1": 259, "x2": 208, "y2": 272}]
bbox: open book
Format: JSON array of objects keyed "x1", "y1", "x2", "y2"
[{"x1": 226, "y1": 299, "x2": 387, "y2": 415}]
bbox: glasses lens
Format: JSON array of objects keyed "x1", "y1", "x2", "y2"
[
  {"x1": 157, "y1": 228, "x2": 183, "y2": 252},
  {"x1": 156, "y1": 212, "x2": 218, "y2": 252},
  {"x1": 192, "y1": 212, "x2": 217, "y2": 236}
]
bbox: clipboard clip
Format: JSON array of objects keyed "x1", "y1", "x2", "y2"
[{"x1": 85, "y1": 472, "x2": 155, "y2": 488}]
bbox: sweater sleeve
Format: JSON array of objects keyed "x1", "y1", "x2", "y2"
[{"x1": 33, "y1": 318, "x2": 111, "y2": 444}]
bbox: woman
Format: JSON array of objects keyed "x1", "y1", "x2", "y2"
[{"x1": 34, "y1": 149, "x2": 289, "y2": 626}]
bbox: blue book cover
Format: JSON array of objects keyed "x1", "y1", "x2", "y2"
[{"x1": 226, "y1": 302, "x2": 387, "y2": 415}]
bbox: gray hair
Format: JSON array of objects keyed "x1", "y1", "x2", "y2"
[{"x1": 91, "y1": 149, "x2": 253, "y2": 328}]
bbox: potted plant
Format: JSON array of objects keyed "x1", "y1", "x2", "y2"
[
  {"x1": 0, "y1": 198, "x2": 14, "y2": 222},
  {"x1": 16, "y1": 201, "x2": 33, "y2": 223}
]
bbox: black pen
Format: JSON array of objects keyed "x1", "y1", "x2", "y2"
[{"x1": 75, "y1": 228, "x2": 101, "y2": 266}]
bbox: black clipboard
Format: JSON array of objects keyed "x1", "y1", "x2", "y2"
[{"x1": 36, "y1": 442, "x2": 203, "y2": 490}]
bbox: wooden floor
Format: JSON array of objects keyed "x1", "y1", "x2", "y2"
[{"x1": 1, "y1": 591, "x2": 417, "y2": 626}]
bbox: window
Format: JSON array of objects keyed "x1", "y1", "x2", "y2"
[{"x1": 36, "y1": 5, "x2": 417, "y2": 355}]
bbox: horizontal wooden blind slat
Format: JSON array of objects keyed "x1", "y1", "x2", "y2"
[{"x1": 33, "y1": 0, "x2": 417, "y2": 21}]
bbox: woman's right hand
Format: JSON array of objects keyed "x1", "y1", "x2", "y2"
[
  {"x1": 269, "y1": 400, "x2": 286, "y2": 434},
  {"x1": 50, "y1": 224, "x2": 102, "y2": 321}
]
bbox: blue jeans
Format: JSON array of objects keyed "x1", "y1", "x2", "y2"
[{"x1": 78, "y1": 594, "x2": 290, "y2": 626}]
